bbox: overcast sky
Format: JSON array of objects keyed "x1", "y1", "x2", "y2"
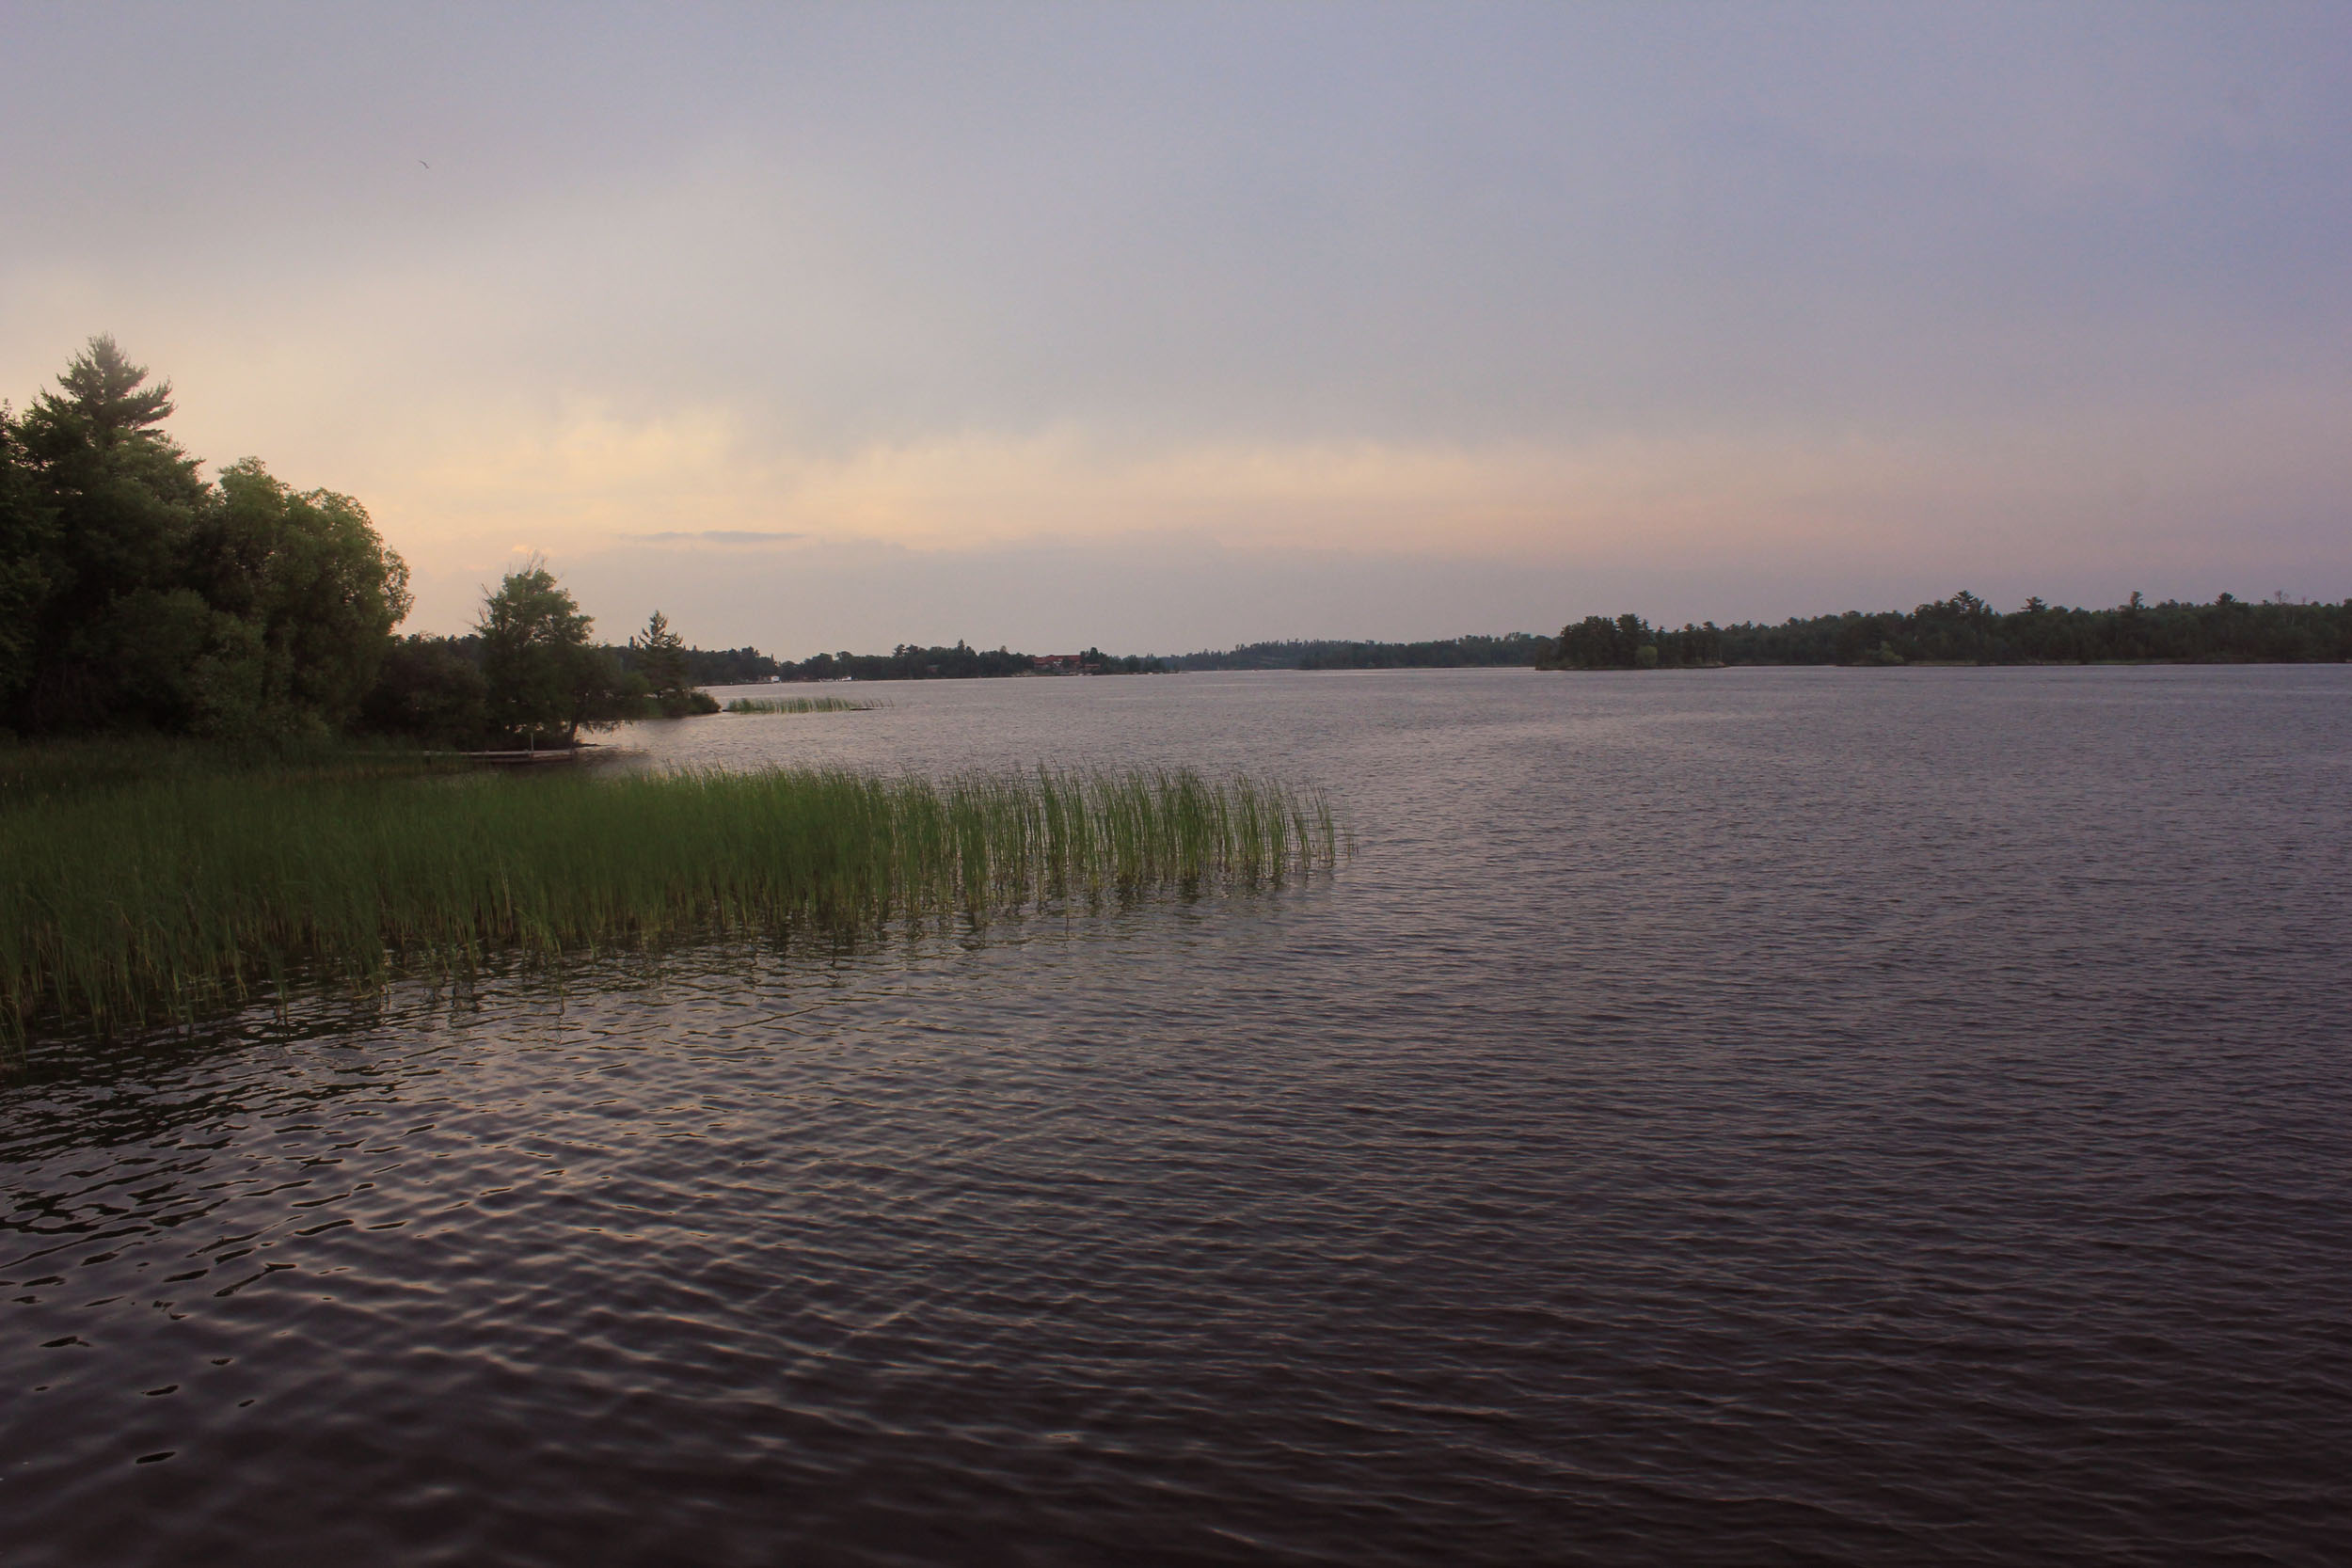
[{"x1": 4, "y1": 2, "x2": 2346, "y2": 653}]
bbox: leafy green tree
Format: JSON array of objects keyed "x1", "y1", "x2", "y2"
[
  {"x1": 165, "y1": 458, "x2": 412, "y2": 736},
  {"x1": 358, "y1": 635, "x2": 490, "y2": 744},
  {"x1": 477, "y1": 561, "x2": 625, "y2": 746},
  {"x1": 94, "y1": 586, "x2": 263, "y2": 737}
]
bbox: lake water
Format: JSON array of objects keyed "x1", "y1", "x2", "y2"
[{"x1": 5, "y1": 667, "x2": 2349, "y2": 1565}]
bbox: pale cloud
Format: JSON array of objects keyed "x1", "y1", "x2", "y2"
[{"x1": 389, "y1": 385, "x2": 2351, "y2": 641}]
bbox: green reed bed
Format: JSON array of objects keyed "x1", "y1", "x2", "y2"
[
  {"x1": 723, "y1": 695, "x2": 879, "y2": 714},
  {"x1": 0, "y1": 763, "x2": 1339, "y2": 1042}
]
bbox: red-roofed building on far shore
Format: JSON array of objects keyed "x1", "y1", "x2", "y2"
[{"x1": 1032, "y1": 654, "x2": 1086, "y2": 673}]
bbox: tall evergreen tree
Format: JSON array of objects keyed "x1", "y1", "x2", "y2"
[
  {"x1": 11, "y1": 336, "x2": 210, "y2": 730},
  {"x1": 631, "y1": 610, "x2": 693, "y2": 713}
]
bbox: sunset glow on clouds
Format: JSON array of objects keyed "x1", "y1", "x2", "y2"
[{"x1": 5, "y1": 3, "x2": 2346, "y2": 651}]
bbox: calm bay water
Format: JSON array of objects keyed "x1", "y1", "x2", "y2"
[{"x1": 5, "y1": 667, "x2": 2349, "y2": 1565}]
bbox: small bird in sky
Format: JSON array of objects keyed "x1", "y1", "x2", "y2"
[{"x1": 419, "y1": 159, "x2": 430, "y2": 169}]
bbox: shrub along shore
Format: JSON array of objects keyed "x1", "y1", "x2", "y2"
[{"x1": 0, "y1": 755, "x2": 1340, "y2": 1045}]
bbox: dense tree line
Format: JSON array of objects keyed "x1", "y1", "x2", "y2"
[
  {"x1": 370, "y1": 632, "x2": 764, "y2": 730},
  {"x1": 360, "y1": 632, "x2": 1172, "y2": 730},
  {"x1": 1175, "y1": 634, "x2": 1549, "y2": 671},
  {"x1": 788, "y1": 641, "x2": 1036, "y2": 681},
  {"x1": 1542, "y1": 591, "x2": 2352, "y2": 670},
  {"x1": 1072, "y1": 647, "x2": 1168, "y2": 675},
  {"x1": 362, "y1": 588, "x2": 724, "y2": 748},
  {"x1": 1, "y1": 338, "x2": 412, "y2": 737},
  {"x1": 2, "y1": 339, "x2": 1188, "y2": 746},
  {"x1": 3, "y1": 338, "x2": 731, "y2": 750},
  {"x1": 1539, "y1": 615, "x2": 1723, "y2": 670},
  {"x1": 675, "y1": 645, "x2": 781, "y2": 685},
  {"x1": 1716, "y1": 591, "x2": 2351, "y2": 665},
  {"x1": 771, "y1": 642, "x2": 1168, "y2": 680}
]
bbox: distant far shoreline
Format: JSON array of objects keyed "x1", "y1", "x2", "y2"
[
  {"x1": 1534, "y1": 592, "x2": 2349, "y2": 670},
  {"x1": 637, "y1": 592, "x2": 2352, "y2": 683}
]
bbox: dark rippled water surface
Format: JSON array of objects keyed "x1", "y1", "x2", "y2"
[{"x1": 7, "y1": 668, "x2": 2350, "y2": 1565}]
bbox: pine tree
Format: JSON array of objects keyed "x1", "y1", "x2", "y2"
[{"x1": 633, "y1": 610, "x2": 692, "y2": 713}]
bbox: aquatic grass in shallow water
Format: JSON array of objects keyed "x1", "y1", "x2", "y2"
[
  {"x1": 0, "y1": 765, "x2": 1340, "y2": 1043},
  {"x1": 723, "y1": 696, "x2": 880, "y2": 714}
]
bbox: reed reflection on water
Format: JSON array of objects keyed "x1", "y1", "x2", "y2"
[{"x1": 5, "y1": 667, "x2": 2349, "y2": 1567}]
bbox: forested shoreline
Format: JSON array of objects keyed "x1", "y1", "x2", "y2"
[
  {"x1": 1173, "y1": 635, "x2": 1549, "y2": 671},
  {"x1": 0, "y1": 339, "x2": 413, "y2": 739},
  {"x1": 8, "y1": 338, "x2": 2344, "y2": 754},
  {"x1": 1542, "y1": 592, "x2": 2352, "y2": 670},
  {"x1": 762, "y1": 643, "x2": 1169, "y2": 680},
  {"x1": 0, "y1": 338, "x2": 746, "y2": 749}
]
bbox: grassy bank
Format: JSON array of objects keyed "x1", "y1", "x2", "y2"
[
  {"x1": 0, "y1": 761, "x2": 1340, "y2": 1043},
  {"x1": 723, "y1": 695, "x2": 879, "y2": 714}
]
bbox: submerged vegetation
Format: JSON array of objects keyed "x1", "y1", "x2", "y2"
[
  {"x1": 0, "y1": 759, "x2": 1341, "y2": 1045},
  {"x1": 723, "y1": 695, "x2": 879, "y2": 714}
]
